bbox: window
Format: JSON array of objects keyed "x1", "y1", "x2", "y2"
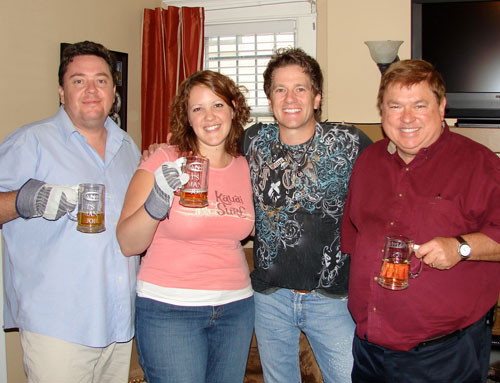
[
  {"x1": 205, "y1": 21, "x2": 296, "y2": 123},
  {"x1": 162, "y1": 0, "x2": 317, "y2": 123}
]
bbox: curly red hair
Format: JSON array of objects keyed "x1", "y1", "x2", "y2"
[{"x1": 169, "y1": 70, "x2": 251, "y2": 157}]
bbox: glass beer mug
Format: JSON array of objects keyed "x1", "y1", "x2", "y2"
[
  {"x1": 179, "y1": 156, "x2": 209, "y2": 208},
  {"x1": 378, "y1": 235, "x2": 422, "y2": 290},
  {"x1": 67, "y1": 183, "x2": 106, "y2": 233}
]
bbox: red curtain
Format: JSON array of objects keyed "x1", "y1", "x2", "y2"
[{"x1": 141, "y1": 7, "x2": 204, "y2": 151}]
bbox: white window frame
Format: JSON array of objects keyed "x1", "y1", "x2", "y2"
[
  {"x1": 162, "y1": 0, "x2": 317, "y2": 121},
  {"x1": 162, "y1": 0, "x2": 316, "y2": 57},
  {"x1": 205, "y1": 21, "x2": 295, "y2": 118}
]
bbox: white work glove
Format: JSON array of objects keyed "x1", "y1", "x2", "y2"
[
  {"x1": 16, "y1": 179, "x2": 78, "y2": 221},
  {"x1": 144, "y1": 158, "x2": 189, "y2": 220}
]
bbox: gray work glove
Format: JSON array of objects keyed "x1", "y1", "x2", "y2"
[
  {"x1": 144, "y1": 158, "x2": 189, "y2": 220},
  {"x1": 16, "y1": 179, "x2": 78, "y2": 220}
]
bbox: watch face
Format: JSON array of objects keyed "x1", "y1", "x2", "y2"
[{"x1": 459, "y1": 244, "x2": 471, "y2": 257}]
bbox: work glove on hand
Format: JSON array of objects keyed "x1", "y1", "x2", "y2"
[
  {"x1": 144, "y1": 158, "x2": 189, "y2": 220},
  {"x1": 16, "y1": 179, "x2": 78, "y2": 220}
]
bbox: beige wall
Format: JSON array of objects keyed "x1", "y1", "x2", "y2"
[
  {"x1": 315, "y1": 0, "x2": 500, "y2": 156},
  {"x1": 0, "y1": 0, "x2": 160, "y2": 146},
  {"x1": 0, "y1": 0, "x2": 159, "y2": 380},
  {"x1": 317, "y1": 0, "x2": 411, "y2": 124}
]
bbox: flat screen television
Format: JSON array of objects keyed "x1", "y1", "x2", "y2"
[{"x1": 411, "y1": 0, "x2": 500, "y2": 126}]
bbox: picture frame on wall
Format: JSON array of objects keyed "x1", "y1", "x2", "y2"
[{"x1": 60, "y1": 43, "x2": 128, "y2": 132}]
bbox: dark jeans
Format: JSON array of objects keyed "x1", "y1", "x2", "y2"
[{"x1": 352, "y1": 314, "x2": 492, "y2": 383}]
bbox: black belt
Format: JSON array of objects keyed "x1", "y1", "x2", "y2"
[
  {"x1": 416, "y1": 309, "x2": 491, "y2": 349},
  {"x1": 416, "y1": 326, "x2": 471, "y2": 349}
]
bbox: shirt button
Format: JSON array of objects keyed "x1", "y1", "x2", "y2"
[
  {"x1": 405, "y1": 167, "x2": 410, "y2": 171},
  {"x1": 389, "y1": 221, "x2": 394, "y2": 226},
  {"x1": 374, "y1": 276, "x2": 378, "y2": 281},
  {"x1": 398, "y1": 193, "x2": 403, "y2": 198},
  {"x1": 372, "y1": 307, "x2": 377, "y2": 311},
  {"x1": 118, "y1": 276, "x2": 122, "y2": 281}
]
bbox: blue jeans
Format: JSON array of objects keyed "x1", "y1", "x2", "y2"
[
  {"x1": 135, "y1": 295, "x2": 254, "y2": 383},
  {"x1": 254, "y1": 289, "x2": 355, "y2": 383}
]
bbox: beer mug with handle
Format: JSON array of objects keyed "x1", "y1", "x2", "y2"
[
  {"x1": 378, "y1": 235, "x2": 422, "y2": 290},
  {"x1": 67, "y1": 183, "x2": 106, "y2": 233},
  {"x1": 179, "y1": 156, "x2": 209, "y2": 208}
]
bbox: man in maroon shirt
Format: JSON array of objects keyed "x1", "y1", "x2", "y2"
[{"x1": 341, "y1": 59, "x2": 500, "y2": 382}]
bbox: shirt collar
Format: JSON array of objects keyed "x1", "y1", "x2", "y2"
[
  {"x1": 57, "y1": 106, "x2": 80, "y2": 143},
  {"x1": 57, "y1": 105, "x2": 131, "y2": 146}
]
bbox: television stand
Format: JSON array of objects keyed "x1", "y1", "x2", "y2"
[{"x1": 456, "y1": 119, "x2": 500, "y2": 128}]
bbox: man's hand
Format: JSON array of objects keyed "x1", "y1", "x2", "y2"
[
  {"x1": 414, "y1": 237, "x2": 462, "y2": 270},
  {"x1": 16, "y1": 179, "x2": 78, "y2": 221},
  {"x1": 141, "y1": 142, "x2": 170, "y2": 162},
  {"x1": 144, "y1": 158, "x2": 189, "y2": 220}
]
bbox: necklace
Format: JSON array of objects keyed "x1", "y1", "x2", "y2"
[
  {"x1": 262, "y1": 128, "x2": 318, "y2": 224},
  {"x1": 268, "y1": 130, "x2": 315, "y2": 170},
  {"x1": 288, "y1": 134, "x2": 314, "y2": 173},
  {"x1": 280, "y1": 131, "x2": 316, "y2": 190}
]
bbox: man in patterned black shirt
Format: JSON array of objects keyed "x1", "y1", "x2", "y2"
[{"x1": 241, "y1": 48, "x2": 372, "y2": 383}]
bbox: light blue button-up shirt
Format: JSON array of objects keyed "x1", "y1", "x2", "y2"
[{"x1": 0, "y1": 107, "x2": 140, "y2": 347}]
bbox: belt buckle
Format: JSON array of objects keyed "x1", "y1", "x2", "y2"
[{"x1": 291, "y1": 289, "x2": 312, "y2": 294}]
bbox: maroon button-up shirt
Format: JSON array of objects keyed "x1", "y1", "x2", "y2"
[{"x1": 341, "y1": 125, "x2": 500, "y2": 351}]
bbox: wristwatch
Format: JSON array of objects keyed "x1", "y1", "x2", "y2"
[{"x1": 455, "y1": 235, "x2": 471, "y2": 259}]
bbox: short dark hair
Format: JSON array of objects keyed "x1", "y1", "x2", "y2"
[
  {"x1": 263, "y1": 47, "x2": 323, "y2": 121},
  {"x1": 59, "y1": 41, "x2": 117, "y2": 86},
  {"x1": 377, "y1": 59, "x2": 446, "y2": 114},
  {"x1": 169, "y1": 70, "x2": 251, "y2": 157}
]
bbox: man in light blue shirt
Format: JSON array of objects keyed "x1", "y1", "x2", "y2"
[{"x1": 0, "y1": 41, "x2": 140, "y2": 382}]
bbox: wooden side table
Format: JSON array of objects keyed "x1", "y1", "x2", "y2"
[{"x1": 493, "y1": 300, "x2": 500, "y2": 348}]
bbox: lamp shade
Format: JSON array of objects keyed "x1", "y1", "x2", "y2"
[{"x1": 364, "y1": 40, "x2": 403, "y2": 64}]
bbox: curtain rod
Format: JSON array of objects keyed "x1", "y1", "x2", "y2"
[{"x1": 162, "y1": 0, "x2": 316, "y2": 12}]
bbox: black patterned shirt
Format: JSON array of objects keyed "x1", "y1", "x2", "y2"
[{"x1": 242, "y1": 122, "x2": 372, "y2": 296}]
